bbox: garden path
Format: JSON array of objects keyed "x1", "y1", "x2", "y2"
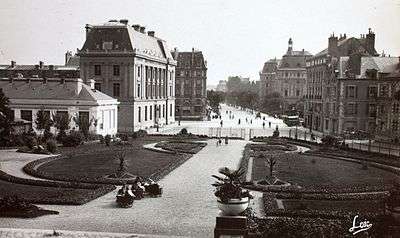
[
  {"x1": 0, "y1": 149, "x2": 53, "y2": 181},
  {"x1": 0, "y1": 139, "x2": 249, "y2": 238}
]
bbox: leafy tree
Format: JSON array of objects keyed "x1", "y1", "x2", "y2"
[
  {"x1": 52, "y1": 112, "x2": 70, "y2": 132},
  {"x1": 73, "y1": 114, "x2": 97, "y2": 138},
  {"x1": 207, "y1": 90, "x2": 225, "y2": 109},
  {"x1": 260, "y1": 92, "x2": 284, "y2": 114},
  {"x1": 0, "y1": 88, "x2": 13, "y2": 146},
  {"x1": 35, "y1": 107, "x2": 53, "y2": 135}
]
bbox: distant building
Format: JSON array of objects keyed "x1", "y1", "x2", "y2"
[
  {"x1": 172, "y1": 48, "x2": 207, "y2": 120},
  {"x1": 216, "y1": 80, "x2": 227, "y2": 92},
  {"x1": 304, "y1": 29, "x2": 387, "y2": 135},
  {"x1": 77, "y1": 19, "x2": 176, "y2": 132},
  {"x1": 259, "y1": 38, "x2": 312, "y2": 112},
  {"x1": 0, "y1": 60, "x2": 79, "y2": 78},
  {"x1": 0, "y1": 77, "x2": 119, "y2": 136}
]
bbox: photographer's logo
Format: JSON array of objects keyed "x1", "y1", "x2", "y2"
[{"x1": 348, "y1": 215, "x2": 372, "y2": 235}]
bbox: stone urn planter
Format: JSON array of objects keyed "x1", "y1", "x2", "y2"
[
  {"x1": 217, "y1": 197, "x2": 250, "y2": 216},
  {"x1": 212, "y1": 167, "x2": 253, "y2": 216}
]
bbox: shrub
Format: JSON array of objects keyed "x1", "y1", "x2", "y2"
[
  {"x1": 43, "y1": 129, "x2": 54, "y2": 142},
  {"x1": 99, "y1": 135, "x2": 105, "y2": 144},
  {"x1": 24, "y1": 135, "x2": 37, "y2": 149},
  {"x1": 137, "y1": 129, "x2": 147, "y2": 137},
  {"x1": 272, "y1": 128, "x2": 280, "y2": 138},
  {"x1": 62, "y1": 131, "x2": 83, "y2": 147},
  {"x1": 104, "y1": 135, "x2": 111, "y2": 146},
  {"x1": 321, "y1": 135, "x2": 339, "y2": 147},
  {"x1": 85, "y1": 132, "x2": 101, "y2": 142},
  {"x1": 56, "y1": 130, "x2": 67, "y2": 144},
  {"x1": 179, "y1": 128, "x2": 188, "y2": 135},
  {"x1": 131, "y1": 132, "x2": 138, "y2": 139},
  {"x1": 46, "y1": 139, "x2": 58, "y2": 153}
]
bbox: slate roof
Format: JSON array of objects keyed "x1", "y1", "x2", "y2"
[
  {"x1": 359, "y1": 57, "x2": 399, "y2": 78},
  {"x1": 172, "y1": 50, "x2": 207, "y2": 69},
  {"x1": 0, "y1": 78, "x2": 116, "y2": 103},
  {"x1": 80, "y1": 21, "x2": 174, "y2": 61},
  {"x1": 261, "y1": 59, "x2": 280, "y2": 73}
]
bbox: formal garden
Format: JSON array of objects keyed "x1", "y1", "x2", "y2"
[{"x1": 231, "y1": 136, "x2": 400, "y2": 237}]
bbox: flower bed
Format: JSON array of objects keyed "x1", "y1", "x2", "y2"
[
  {"x1": 155, "y1": 141, "x2": 207, "y2": 154},
  {"x1": 0, "y1": 196, "x2": 59, "y2": 218}
]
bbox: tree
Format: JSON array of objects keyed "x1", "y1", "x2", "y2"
[
  {"x1": 52, "y1": 112, "x2": 70, "y2": 132},
  {"x1": 35, "y1": 107, "x2": 53, "y2": 134},
  {"x1": 265, "y1": 155, "x2": 277, "y2": 177},
  {"x1": 0, "y1": 88, "x2": 13, "y2": 146},
  {"x1": 73, "y1": 114, "x2": 97, "y2": 138},
  {"x1": 207, "y1": 90, "x2": 225, "y2": 109},
  {"x1": 260, "y1": 92, "x2": 284, "y2": 114}
]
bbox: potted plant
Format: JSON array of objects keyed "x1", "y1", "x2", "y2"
[{"x1": 212, "y1": 167, "x2": 253, "y2": 215}]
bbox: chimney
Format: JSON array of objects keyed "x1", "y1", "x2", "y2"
[
  {"x1": 147, "y1": 31, "x2": 155, "y2": 37},
  {"x1": 132, "y1": 24, "x2": 140, "y2": 31},
  {"x1": 119, "y1": 19, "x2": 129, "y2": 25},
  {"x1": 11, "y1": 60, "x2": 16, "y2": 68},
  {"x1": 65, "y1": 51, "x2": 72, "y2": 65},
  {"x1": 109, "y1": 19, "x2": 118, "y2": 22},
  {"x1": 39, "y1": 61, "x2": 44, "y2": 69},
  {"x1": 328, "y1": 33, "x2": 338, "y2": 56},
  {"x1": 89, "y1": 79, "x2": 96, "y2": 89},
  {"x1": 85, "y1": 24, "x2": 92, "y2": 38},
  {"x1": 366, "y1": 28, "x2": 376, "y2": 55},
  {"x1": 139, "y1": 26, "x2": 146, "y2": 33}
]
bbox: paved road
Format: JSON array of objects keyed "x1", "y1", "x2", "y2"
[{"x1": 0, "y1": 140, "x2": 248, "y2": 238}]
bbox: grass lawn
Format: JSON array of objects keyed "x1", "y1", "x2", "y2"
[
  {"x1": 251, "y1": 148, "x2": 398, "y2": 188},
  {"x1": 0, "y1": 180, "x2": 111, "y2": 205},
  {"x1": 37, "y1": 136, "x2": 200, "y2": 183},
  {"x1": 155, "y1": 141, "x2": 206, "y2": 154}
]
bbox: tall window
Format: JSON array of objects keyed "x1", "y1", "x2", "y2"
[
  {"x1": 145, "y1": 106, "x2": 148, "y2": 121},
  {"x1": 113, "y1": 65, "x2": 120, "y2": 76},
  {"x1": 21, "y1": 110, "x2": 32, "y2": 121},
  {"x1": 170, "y1": 104, "x2": 172, "y2": 116},
  {"x1": 150, "y1": 106, "x2": 153, "y2": 120},
  {"x1": 163, "y1": 105, "x2": 165, "y2": 118},
  {"x1": 138, "y1": 107, "x2": 141, "y2": 122},
  {"x1": 137, "y1": 83, "x2": 141, "y2": 98},
  {"x1": 94, "y1": 65, "x2": 101, "y2": 76},
  {"x1": 346, "y1": 86, "x2": 357, "y2": 98},
  {"x1": 368, "y1": 86, "x2": 378, "y2": 98},
  {"x1": 94, "y1": 83, "x2": 101, "y2": 91},
  {"x1": 113, "y1": 83, "x2": 120, "y2": 97}
]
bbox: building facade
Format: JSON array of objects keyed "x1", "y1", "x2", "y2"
[
  {"x1": 216, "y1": 80, "x2": 227, "y2": 92},
  {"x1": 78, "y1": 19, "x2": 176, "y2": 132},
  {"x1": 259, "y1": 39, "x2": 312, "y2": 112},
  {"x1": 0, "y1": 77, "x2": 119, "y2": 136},
  {"x1": 172, "y1": 48, "x2": 207, "y2": 120},
  {"x1": 304, "y1": 29, "x2": 386, "y2": 135}
]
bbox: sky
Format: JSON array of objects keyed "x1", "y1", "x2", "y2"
[{"x1": 0, "y1": 0, "x2": 399, "y2": 85}]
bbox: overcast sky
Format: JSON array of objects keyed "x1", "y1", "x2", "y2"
[{"x1": 0, "y1": 0, "x2": 399, "y2": 85}]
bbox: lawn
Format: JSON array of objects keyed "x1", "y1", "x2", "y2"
[
  {"x1": 36, "y1": 136, "x2": 201, "y2": 183},
  {"x1": 252, "y1": 152, "x2": 398, "y2": 188},
  {"x1": 282, "y1": 199, "x2": 385, "y2": 213},
  {"x1": 0, "y1": 180, "x2": 111, "y2": 205}
]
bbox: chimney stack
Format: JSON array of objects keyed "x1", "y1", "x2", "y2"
[
  {"x1": 139, "y1": 26, "x2": 146, "y2": 33},
  {"x1": 132, "y1": 24, "x2": 140, "y2": 31},
  {"x1": 147, "y1": 31, "x2": 155, "y2": 37},
  {"x1": 39, "y1": 61, "x2": 44, "y2": 69},
  {"x1": 85, "y1": 24, "x2": 92, "y2": 38},
  {"x1": 11, "y1": 60, "x2": 16, "y2": 68},
  {"x1": 119, "y1": 19, "x2": 129, "y2": 25},
  {"x1": 328, "y1": 33, "x2": 338, "y2": 56},
  {"x1": 65, "y1": 51, "x2": 72, "y2": 65}
]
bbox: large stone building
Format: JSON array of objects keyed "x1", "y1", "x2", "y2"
[
  {"x1": 171, "y1": 48, "x2": 207, "y2": 120},
  {"x1": 77, "y1": 19, "x2": 176, "y2": 132},
  {"x1": 0, "y1": 76, "x2": 119, "y2": 136},
  {"x1": 216, "y1": 80, "x2": 227, "y2": 92},
  {"x1": 303, "y1": 29, "x2": 389, "y2": 135},
  {"x1": 259, "y1": 38, "x2": 312, "y2": 112}
]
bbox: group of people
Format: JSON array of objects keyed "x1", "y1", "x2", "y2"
[
  {"x1": 116, "y1": 177, "x2": 163, "y2": 208},
  {"x1": 216, "y1": 136, "x2": 229, "y2": 146}
]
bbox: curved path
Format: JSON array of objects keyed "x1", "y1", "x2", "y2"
[{"x1": 0, "y1": 140, "x2": 248, "y2": 238}]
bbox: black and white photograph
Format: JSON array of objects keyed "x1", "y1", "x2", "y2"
[{"x1": 0, "y1": 0, "x2": 400, "y2": 237}]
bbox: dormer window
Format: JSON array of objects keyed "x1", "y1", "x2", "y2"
[{"x1": 102, "y1": 41, "x2": 113, "y2": 50}]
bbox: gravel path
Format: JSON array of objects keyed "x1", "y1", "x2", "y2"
[
  {"x1": 0, "y1": 140, "x2": 248, "y2": 238},
  {"x1": 0, "y1": 149, "x2": 53, "y2": 180}
]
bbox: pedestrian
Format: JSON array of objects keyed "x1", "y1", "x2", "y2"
[
  {"x1": 269, "y1": 121, "x2": 271, "y2": 128},
  {"x1": 220, "y1": 120, "x2": 223, "y2": 127},
  {"x1": 263, "y1": 116, "x2": 265, "y2": 120},
  {"x1": 263, "y1": 121, "x2": 265, "y2": 129},
  {"x1": 246, "y1": 118, "x2": 248, "y2": 123},
  {"x1": 225, "y1": 136, "x2": 229, "y2": 145},
  {"x1": 250, "y1": 119, "x2": 252, "y2": 124},
  {"x1": 238, "y1": 119, "x2": 241, "y2": 125}
]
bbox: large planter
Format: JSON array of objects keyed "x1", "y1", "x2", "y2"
[{"x1": 217, "y1": 197, "x2": 250, "y2": 215}]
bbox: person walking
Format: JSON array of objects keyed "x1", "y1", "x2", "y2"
[
  {"x1": 263, "y1": 121, "x2": 265, "y2": 129},
  {"x1": 269, "y1": 121, "x2": 271, "y2": 128},
  {"x1": 220, "y1": 120, "x2": 223, "y2": 128},
  {"x1": 225, "y1": 136, "x2": 229, "y2": 145},
  {"x1": 238, "y1": 119, "x2": 241, "y2": 125},
  {"x1": 250, "y1": 119, "x2": 252, "y2": 124}
]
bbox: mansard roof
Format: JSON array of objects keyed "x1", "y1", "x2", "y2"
[
  {"x1": 79, "y1": 21, "x2": 174, "y2": 61},
  {"x1": 172, "y1": 50, "x2": 207, "y2": 69}
]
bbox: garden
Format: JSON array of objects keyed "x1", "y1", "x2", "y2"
[{"x1": 236, "y1": 138, "x2": 400, "y2": 237}]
